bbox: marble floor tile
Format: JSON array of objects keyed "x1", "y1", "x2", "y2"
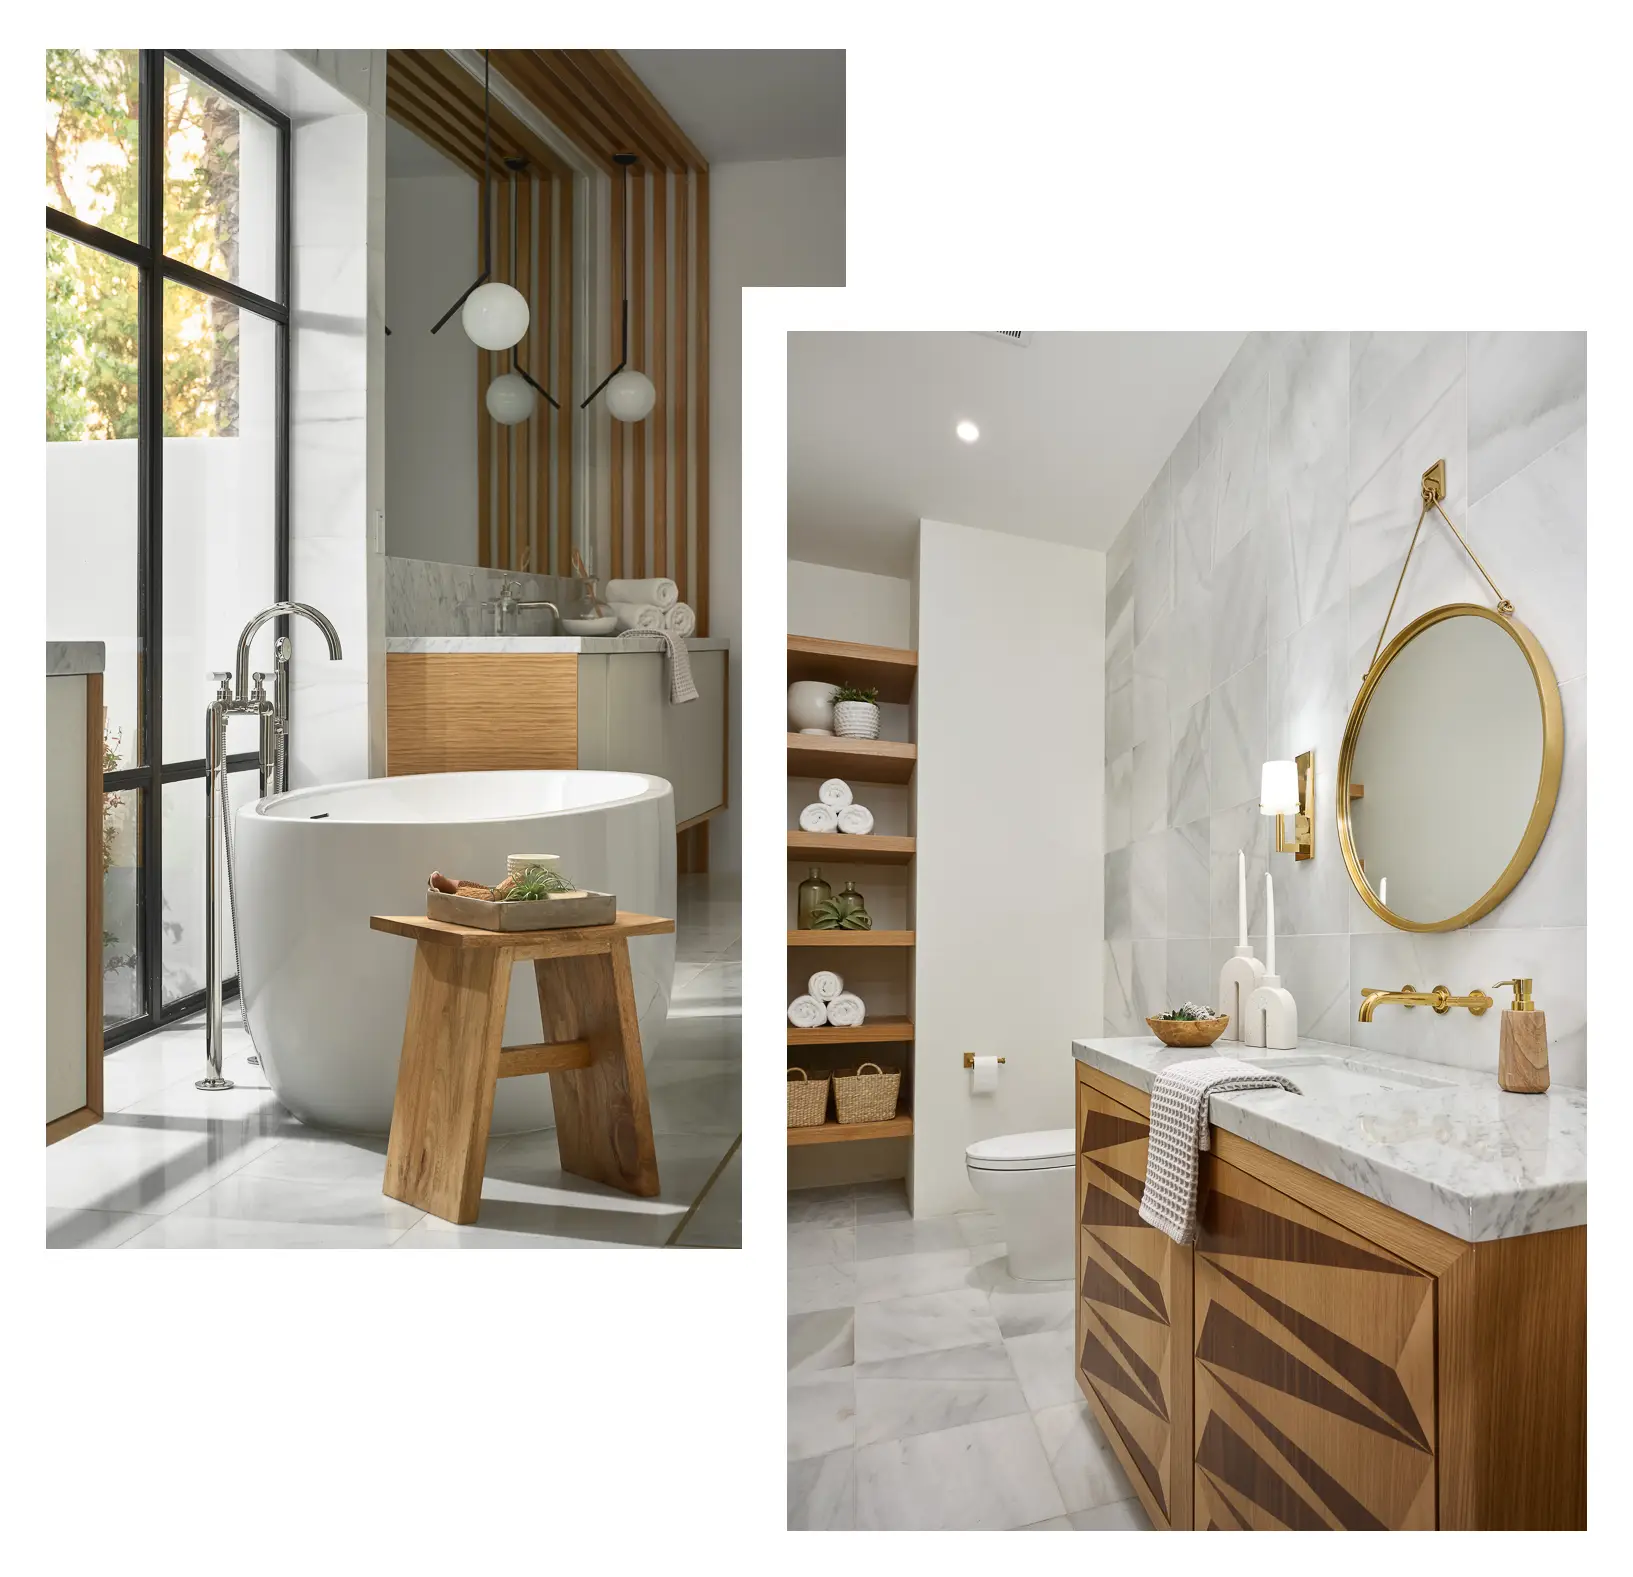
[
  {"x1": 389, "y1": 1219, "x2": 629, "y2": 1249},
  {"x1": 45, "y1": 1206, "x2": 158, "y2": 1249},
  {"x1": 789, "y1": 1261, "x2": 858, "y2": 1316},
  {"x1": 123, "y1": 1215, "x2": 409, "y2": 1249},
  {"x1": 236, "y1": 1132, "x2": 390, "y2": 1185},
  {"x1": 169, "y1": 1171, "x2": 426, "y2": 1233},
  {"x1": 788, "y1": 1185, "x2": 857, "y2": 1228},
  {"x1": 855, "y1": 1214, "x2": 965, "y2": 1261},
  {"x1": 1004, "y1": 1326, "x2": 1083, "y2": 1411},
  {"x1": 789, "y1": 1369, "x2": 856, "y2": 1459},
  {"x1": 853, "y1": 1287, "x2": 1003, "y2": 1364},
  {"x1": 788, "y1": 1448, "x2": 854, "y2": 1530},
  {"x1": 854, "y1": 1347, "x2": 1030, "y2": 1446},
  {"x1": 954, "y1": 1209, "x2": 1003, "y2": 1248},
  {"x1": 789, "y1": 1307, "x2": 856, "y2": 1376},
  {"x1": 788, "y1": 1224, "x2": 856, "y2": 1267},
  {"x1": 1068, "y1": 1496, "x2": 1153, "y2": 1530},
  {"x1": 852, "y1": 1181, "x2": 912, "y2": 1222},
  {"x1": 986, "y1": 1281, "x2": 1076, "y2": 1340},
  {"x1": 854, "y1": 1246, "x2": 977, "y2": 1304},
  {"x1": 855, "y1": 1412, "x2": 1067, "y2": 1531},
  {"x1": 1033, "y1": 1399, "x2": 1135, "y2": 1513},
  {"x1": 674, "y1": 1143, "x2": 740, "y2": 1248},
  {"x1": 45, "y1": 1115, "x2": 280, "y2": 1216}
]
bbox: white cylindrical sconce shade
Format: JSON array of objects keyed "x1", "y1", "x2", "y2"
[
  {"x1": 485, "y1": 372, "x2": 535, "y2": 425},
  {"x1": 1259, "y1": 759, "x2": 1299, "y2": 816},
  {"x1": 462, "y1": 281, "x2": 531, "y2": 350},
  {"x1": 605, "y1": 368, "x2": 657, "y2": 423}
]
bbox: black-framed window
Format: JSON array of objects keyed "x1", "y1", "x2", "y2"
[{"x1": 46, "y1": 50, "x2": 290, "y2": 1049}]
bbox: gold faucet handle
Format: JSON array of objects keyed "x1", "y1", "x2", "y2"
[{"x1": 1492, "y1": 978, "x2": 1535, "y2": 1011}]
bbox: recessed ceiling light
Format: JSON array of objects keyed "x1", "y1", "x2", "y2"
[{"x1": 955, "y1": 420, "x2": 980, "y2": 443}]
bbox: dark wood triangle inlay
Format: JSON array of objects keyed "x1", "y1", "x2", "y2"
[
  {"x1": 1081, "y1": 1253, "x2": 1163, "y2": 1324},
  {"x1": 1087, "y1": 1304, "x2": 1168, "y2": 1421},
  {"x1": 1088, "y1": 1156, "x2": 1147, "y2": 1204},
  {"x1": 1090, "y1": 1231, "x2": 1169, "y2": 1323},
  {"x1": 1081, "y1": 1182, "x2": 1146, "y2": 1231},
  {"x1": 1195, "y1": 1411, "x2": 1327, "y2": 1531},
  {"x1": 1079, "y1": 1323, "x2": 1165, "y2": 1420},
  {"x1": 1200, "y1": 1189, "x2": 1419, "y2": 1277},
  {"x1": 1084, "y1": 1370, "x2": 1169, "y2": 1522},
  {"x1": 1202, "y1": 1469, "x2": 1252, "y2": 1529},
  {"x1": 1081, "y1": 1105, "x2": 1149, "y2": 1153}
]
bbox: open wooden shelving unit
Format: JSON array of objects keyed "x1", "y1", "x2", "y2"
[{"x1": 787, "y1": 633, "x2": 918, "y2": 1157}]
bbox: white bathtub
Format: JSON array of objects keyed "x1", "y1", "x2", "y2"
[{"x1": 233, "y1": 770, "x2": 676, "y2": 1134}]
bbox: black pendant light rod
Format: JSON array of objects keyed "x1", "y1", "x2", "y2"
[
  {"x1": 430, "y1": 50, "x2": 496, "y2": 334},
  {"x1": 502, "y1": 160, "x2": 560, "y2": 409},
  {"x1": 580, "y1": 154, "x2": 637, "y2": 409}
]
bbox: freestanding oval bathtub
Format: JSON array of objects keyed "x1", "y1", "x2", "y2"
[{"x1": 234, "y1": 770, "x2": 675, "y2": 1134}]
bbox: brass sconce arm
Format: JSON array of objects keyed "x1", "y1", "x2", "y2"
[
  {"x1": 1357, "y1": 983, "x2": 1494, "y2": 1022},
  {"x1": 1271, "y1": 750, "x2": 1316, "y2": 861}
]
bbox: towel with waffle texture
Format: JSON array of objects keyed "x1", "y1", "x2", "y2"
[
  {"x1": 1138, "y1": 1056, "x2": 1301, "y2": 1244},
  {"x1": 616, "y1": 626, "x2": 697, "y2": 703}
]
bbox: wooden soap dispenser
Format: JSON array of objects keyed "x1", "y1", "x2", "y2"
[{"x1": 1494, "y1": 978, "x2": 1549, "y2": 1093}]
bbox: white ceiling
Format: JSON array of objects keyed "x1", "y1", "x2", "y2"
[
  {"x1": 620, "y1": 49, "x2": 845, "y2": 163},
  {"x1": 788, "y1": 332, "x2": 1246, "y2": 578}
]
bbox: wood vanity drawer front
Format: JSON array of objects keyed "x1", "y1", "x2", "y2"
[
  {"x1": 1192, "y1": 1156, "x2": 1436, "y2": 1530},
  {"x1": 386, "y1": 654, "x2": 578, "y2": 776},
  {"x1": 1074, "y1": 1072, "x2": 1192, "y2": 1532}
]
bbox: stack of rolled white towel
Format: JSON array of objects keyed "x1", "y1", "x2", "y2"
[
  {"x1": 606, "y1": 577, "x2": 697, "y2": 637},
  {"x1": 787, "y1": 970, "x2": 867, "y2": 1029},
  {"x1": 796, "y1": 777, "x2": 875, "y2": 837}
]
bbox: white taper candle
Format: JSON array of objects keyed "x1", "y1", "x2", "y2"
[
  {"x1": 1237, "y1": 849, "x2": 1247, "y2": 948},
  {"x1": 1266, "y1": 870, "x2": 1276, "y2": 977},
  {"x1": 1380, "y1": 876, "x2": 1387, "y2": 907}
]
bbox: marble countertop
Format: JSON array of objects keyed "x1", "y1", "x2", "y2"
[
  {"x1": 47, "y1": 641, "x2": 105, "y2": 677},
  {"x1": 1072, "y1": 1035, "x2": 1585, "y2": 1243},
  {"x1": 387, "y1": 635, "x2": 729, "y2": 654}
]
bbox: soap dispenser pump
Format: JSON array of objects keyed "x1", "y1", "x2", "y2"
[{"x1": 1494, "y1": 978, "x2": 1549, "y2": 1093}]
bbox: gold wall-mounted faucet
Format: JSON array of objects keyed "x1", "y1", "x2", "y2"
[{"x1": 1357, "y1": 983, "x2": 1494, "y2": 1022}]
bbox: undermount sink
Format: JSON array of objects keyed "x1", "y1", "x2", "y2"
[{"x1": 1236, "y1": 1053, "x2": 1459, "y2": 1100}]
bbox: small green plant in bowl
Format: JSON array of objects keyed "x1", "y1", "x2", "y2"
[
  {"x1": 829, "y1": 683, "x2": 879, "y2": 705},
  {"x1": 809, "y1": 897, "x2": 874, "y2": 930},
  {"x1": 500, "y1": 865, "x2": 575, "y2": 901},
  {"x1": 1156, "y1": 1002, "x2": 1222, "y2": 1022},
  {"x1": 830, "y1": 682, "x2": 882, "y2": 741},
  {"x1": 1146, "y1": 1002, "x2": 1229, "y2": 1047}
]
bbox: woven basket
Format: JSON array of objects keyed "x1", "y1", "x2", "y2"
[
  {"x1": 833, "y1": 1061, "x2": 901, "y2": 1125},
  {"x1": 787, "y1": 1066, "x2": 830, "y2": 1128}
]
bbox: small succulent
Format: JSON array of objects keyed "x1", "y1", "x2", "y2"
[
  {"x1": 1158, "y1": 1001, "x2": 1222, "y2": 1022},
  {"x1": 500, "y1": 864, "x2": 576, "y2": 901},
  {"x1": 809, "y1": 898, "x2": 874, "y2": 931},
  {"x1": 830, "y1": 683, "x2": 879, "y2": 705}
]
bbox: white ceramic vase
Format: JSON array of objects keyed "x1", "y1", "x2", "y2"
[
  {"x1": 833, "y1": 701, "x2": 881, "y2": 740},
  {"x1": 788, "y1": 680, "x2": 838, "y2": 735}
]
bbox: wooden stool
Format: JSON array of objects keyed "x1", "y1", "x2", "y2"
[{"x1": 369, "y1": 911, "x2": 675, "y2": 1225}]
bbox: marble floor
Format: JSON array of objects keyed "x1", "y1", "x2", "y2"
[
  {"x1": 46, "y1": 874, "x2": 740, "y2": 1250},
  {"x1": 788, "y1": 1180, "x2": 1151, "y2": 1531}
]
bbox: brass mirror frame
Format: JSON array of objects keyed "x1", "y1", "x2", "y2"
[{"x1": 1336, "y1": 602, "x2": 1564, "y2": 932}]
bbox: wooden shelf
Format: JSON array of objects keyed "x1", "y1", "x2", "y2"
[
  {"x1": 788, "y1": 1114, "x2": 914, "y2": 1146},
  {"x1": 786, "y1": 831, "x2": 915, "y2": 865},
  {"x1": 787, "y1": 733, "x2": 916, "y2": 784},
  {"x1": 788, "y1": 635, "x2": 917, "y2": 704},
  {"x1": 788, "y1": 929, "x2": 915, "y2": 948},
  {"x1": 788, "y1": 1016, "x2": 914, "y2": 1047}
]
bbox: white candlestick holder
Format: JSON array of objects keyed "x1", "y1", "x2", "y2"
[
  {"x1": 1244, "y1": 974, "x2": 1299, "y2": 1050},
  {"x1": 1218, "y1": 948, "x2": 1266, "y2": 1042}
]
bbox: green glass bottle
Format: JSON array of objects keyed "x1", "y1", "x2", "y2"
[
  {"x1": 796, "y1": 867, "x2": 831, "y2": 929},
  {"x1": 833, "y1": 880, "x2": 866, "y2": 921}
]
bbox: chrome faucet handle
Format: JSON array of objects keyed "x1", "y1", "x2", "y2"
[{"x1": 209, "y1": 670, "x2": 233, "y2": 700}]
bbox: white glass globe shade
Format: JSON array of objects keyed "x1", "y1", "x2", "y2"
[
  {"x1": 605, "y1": 368, "x2": 657, "y2": 423},
  {"x1": 461, "y1": 282, "x2": 530, "y2": 350},
  {"x1": 485, "y1": 372, "x2": 535, "y2": 426}
]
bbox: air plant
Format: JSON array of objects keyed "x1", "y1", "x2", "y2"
[
  {"x1": 809, "y1": 898, "x2": 873, "y2": 931},
  {"x1": 1157, "y1": 1001, "x2": 1222, "y2": 1022},
  {"x1": 499, "y1": 864, "x2": 576, "y2": 901}
]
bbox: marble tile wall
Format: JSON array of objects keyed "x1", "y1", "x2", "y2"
[
  {"x1": 384, "y1": 556, "x2": 574, "y2": 635},
  {"x1": 1103, "y1": 332, "x2": 1588, "y2": 1086}
]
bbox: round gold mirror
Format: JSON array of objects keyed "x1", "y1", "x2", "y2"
[{"x1": 1337, "y1": 603, "x2": 1563, "y2": 931}]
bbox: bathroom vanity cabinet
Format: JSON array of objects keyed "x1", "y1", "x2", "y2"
[
  {"x1": 385, "y1": 638, "x2": 728, "y2": 829},
  {"x1": 1074, "y1": 1062, "x2": 1586, "y2": 1531}
]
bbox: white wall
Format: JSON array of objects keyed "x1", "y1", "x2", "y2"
[
  {"x1": 788, "y1": 559, "x2": 911, "y2": 648},
  {"x1": 384, "y1": 172, "x2": 479, "y2": 565},
  {"x1": 711, "y1": 156, "x2": 846, "y2": 874},
  {"x1": 913, "y1": 518, "x2": 1105, "y2": 1217}
]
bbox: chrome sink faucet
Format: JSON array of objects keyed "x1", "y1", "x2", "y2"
[{"x1": 1357, "y1": 983, "x2": 1493, "y2": 1022}]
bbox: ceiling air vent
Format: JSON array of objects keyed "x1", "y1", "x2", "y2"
[{"x1": 975, "y1": 331, "x2": 1032, "y2": 346}]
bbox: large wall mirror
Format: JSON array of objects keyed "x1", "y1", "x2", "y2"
[{"x1": 1337, "y1": 603, "x2": 1563, "y2": 931}]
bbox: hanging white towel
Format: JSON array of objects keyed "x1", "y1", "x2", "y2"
[
  {"x1": 610, "y1": 601, "x2": 664, "y2": 632},
  {"x1": 836, "y1": 804, "x2": 874, "y2": 836},
  {"x1": 826, "y1": 993, "x2": 866, "y2": 1028},
  {"x1": 799, "y1": 803, "x2": 838, "y2": 834},
  {"x1": 818, "y1": 778, "x2": 853, "y2": 810},
  {"x1": 787, "y1": 994, "x2": 828, "y2": 1029},
  {"x1": 1139, "y1": 1056, "x2": 1302, "y2": 1244},
  {"x1": 605, "y1": 577, "x2": 678, "y2": 610},
  {"x1": 616, "y1": 627, "x2": 697, "y2": 703},
  {"x1": 808, "y1": 970, "x2": 844, "y2": 1003},
  {"x1": 663, "y1": 601, "x2": 697, "y2": 637}
]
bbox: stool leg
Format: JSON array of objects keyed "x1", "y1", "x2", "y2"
[
  {"x1": 383, "y1": 942, "x2": 511, "y2": 1224},
  {"x1": 534, "y1": 938, "x2": 660, "y2": 1196}
]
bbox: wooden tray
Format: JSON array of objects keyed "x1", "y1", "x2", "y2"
[{"x1": 426, "y1": 889, "x2": 617, "y2": 932}]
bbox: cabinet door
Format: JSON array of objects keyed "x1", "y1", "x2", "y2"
[
  {"x1": 1074, "y1": 1072, "x2": 1192, "y2": 1531},
  {"x1": 1193, "y1": 1157, "x2": 1436, "y2": 1529}
]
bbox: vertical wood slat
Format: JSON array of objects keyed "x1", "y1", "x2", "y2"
[
  {"x1": 609, "y1": 161, "x2": 625, "y2": 580},
  {"x1": 674, "y1": 172, "x2": 688, "y2": 610},
  {"x1": 695, "y1": 167, "x2": 710, "y2": 635},
  {"x1": 555, "y1": 174, "x2": 573, "y2": 580},
  {"x1": 536, "y1": 171, "x2": 551, "y2": 573},
  {"x1": 516, "y1": 174, "x2": 533, "y2": 572},
  {"x1": 653, "y1": 170, "x2": 668, "y2": 580},
  {"x1": 496, "y1": 176, "x2": 513, "y2": 569},
  {"x1": 477, "y1": 172, "x2": 492, "y2": 568},
  {"x1": 631, "y1": 165, "x2": 647, "y2": 579}
]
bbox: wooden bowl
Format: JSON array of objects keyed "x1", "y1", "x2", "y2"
[{"x1": 1146, "y1": 1014, "x2": 1229, "y2": 1048}]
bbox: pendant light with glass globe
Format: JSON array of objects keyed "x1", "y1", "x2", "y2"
[
  {"x1": 580, "y1": 153, "x2": 657, "y2": 424},
  {"x1": 483, "y1": 156, "x2": 559, "y2": 425}
]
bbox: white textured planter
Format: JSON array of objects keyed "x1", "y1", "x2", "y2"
[
  {"x1": 833, "y1": 700, "x2": 881, "y2": 740},
  {"x1": 788, "y1": 680, "x2": 837, "y2": 734}
]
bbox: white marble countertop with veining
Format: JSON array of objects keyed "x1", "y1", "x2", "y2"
[
  {"x1": 1072, "y1": 1035, "x2": 1585, "y2": 1243},
  {"x1": 386, "y1": 635, "x2": 729, "y2": 654},
  {"x1": 47, "y1": 640, "x2": 105, "y2": 676}
]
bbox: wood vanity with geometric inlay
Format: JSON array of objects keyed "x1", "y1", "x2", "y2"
[{"x1": 1074, "y1": 1060, "x2": 1587, "y2": 1531}]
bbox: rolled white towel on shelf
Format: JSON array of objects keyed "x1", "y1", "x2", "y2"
[
  {"x1": 605, "y1": 577, "x2": 678, "y2": 610},
  {"x1": 818, "y1": 778, "x2": 853, "y2": 810},
  {"x1": 787, "y1": 995, "x2": 828, "y2": 1029},
  {"x1": 836, "y1": 804, "x2": 874, "y2": 836},
  {"x1": 826, "y1": 993, "x2": 866, "y2": 1028},
  {"x1": 808, "y1": 970, "x2": 844, "y2": 1003},
  {"x1": 610, "y1": 601, "x2": 663, "y2": 632},
  {"x1": 799, "y1": 803, "x2": 838, "y2": 834},
  {"x1": 662, "y1": 601, "x2": 696, "y2": 637}
]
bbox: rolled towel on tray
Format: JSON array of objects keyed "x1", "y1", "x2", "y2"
[
  {"x1": 836, "y1": 804, "x2": 874, "y2": 836},
  {"x1": 663, "y1": 601, "x2": 696, "y2": 637},
  {"x1": 799, "y1": 803, "x2": 838, "y2": 834},
  {"x1": 787, "y1": 995, "x2": 828, "y2": 1029},
  {"x1": 610, "y1": 601, "x2": 664, "y2": 632},
  {"x1": 826, "y1": 993, "x2": 866, "y2": 1028},
  {"x1": 818, "y1": 778, "x2": 853, "y2": 810},
  {"x1": 605, "y1": 577, "x2": 678, "y2": 610},
  {"x1": 808, "y1": 970, "x2": 844, "y2": 1003}
]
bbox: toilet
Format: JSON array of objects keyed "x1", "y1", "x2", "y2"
[{"x1": 965, "y1": 1128, "x2": 1077, "y2": 1282}]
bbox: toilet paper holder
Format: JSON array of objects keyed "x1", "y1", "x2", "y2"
[{"x1": 962, "y1": 1054, "x2": 1006, "y2": 1068}]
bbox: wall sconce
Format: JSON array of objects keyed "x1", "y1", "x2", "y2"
[{"x1": 1261, "y1": 752, "x2": 1314, "y2": 861}]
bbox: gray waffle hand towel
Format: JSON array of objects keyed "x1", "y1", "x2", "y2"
[
  {"x1": 617, "y1": 626, "x2": 698, "y2": 703},
  {"x1": 1138, "y1": 1056, "x2": 1302, "y2": 1244}
]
